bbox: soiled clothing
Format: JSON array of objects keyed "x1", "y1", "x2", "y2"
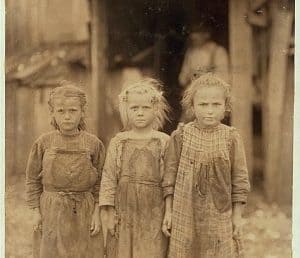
[
  {"x1": 99, "y1": 131, "x2": 170, "y2": 258},
  {"x1": 26, "y1": 130, "x2": 105, "y2": 258},
  {"x1": 164, "y1": 122, "x2": 250, "y2": 258},
  {"x1": 179, "y1": 41, "x2": 229, "y2": 87}
]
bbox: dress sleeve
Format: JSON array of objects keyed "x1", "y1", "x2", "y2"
[
  {"x1": 162, "y1": 128, "x2": 183, "y2": 198},
  {"x1": 99, "y1": 137, "x2": 118, "y2": 207},
  {"x1": 230, "y1": 129, "x2": 251, "y2": 203},
  {"x1": 91, "y1": 139, "x2": 106, "y2": 204},
  {"x1": 25, "y1": 138, "x2": 44, "y2": 209}
]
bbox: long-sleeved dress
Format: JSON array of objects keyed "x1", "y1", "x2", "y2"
[
  {"x1": 164, "y1": 122, "x2": 250, "y2": 258},
  {"x1": 99, "y1": 131, "x2": 170, "y2": 258},
  {"x1": 26, "y1": 130, "x2": 105, "y2": 258}
]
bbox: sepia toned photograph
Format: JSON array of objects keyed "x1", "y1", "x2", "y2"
[{"x1": 5, "y1": 0, "x2": 294, "y2": 257}]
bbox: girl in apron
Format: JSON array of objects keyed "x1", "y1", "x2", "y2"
[
  {"x1": 26, "y1": 82, "x2": 105, "y2": 258},
  {"x1": 99, "y1": 78, "x2": 171, "y2": 258}
]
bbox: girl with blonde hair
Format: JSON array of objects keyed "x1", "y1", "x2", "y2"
[{"x1": 99, "y1": 78, "x2": 172, "y2": 258}]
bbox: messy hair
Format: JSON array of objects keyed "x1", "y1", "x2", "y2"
[
  {"x1": 48, "y1": 81, "x2": 87, "y2": 130},
  {"x1": 118, "y1": 78, "x2": 170, "y2": 130},
  {"x1": 182, "y1": 74, "x2": 232, "y2": 120}
]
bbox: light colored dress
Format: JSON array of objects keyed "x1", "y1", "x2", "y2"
[
  {"x1": 99, "y1": 131, "x2": 170, "y2": 258},
  {"x1": 164, "y1": 122, "x2": 250, "y2": 258},
  {"x1": 26, "y1": 130, "x2": 105, "y2": 258}
]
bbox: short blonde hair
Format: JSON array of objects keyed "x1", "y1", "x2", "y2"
[
  {"x1": 182, "y1": 74, "x2": 232, "y2": 120},
  {"x1": 48, "y1": 81, "x2": 87, "y2": 130},
  {"x1": 118, "y1": 78, "x2": 170, "y2": 130}
]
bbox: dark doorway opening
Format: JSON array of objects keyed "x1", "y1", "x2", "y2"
[{"x1": 106, "y1": 0, "x2": 229, "y2": 133}]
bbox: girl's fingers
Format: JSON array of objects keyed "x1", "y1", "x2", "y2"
[
  {"x1": 167, "y1": 219, "x2": 172, "y2": 229},
  {"x1": 233, "y1": 226, "x2": 241, "y2": 240},
  {"x1": 33, "y1": 223, "x2": 42, "y2": 232},
  {"x1": 90, "y1": 223, "x2": 94, "y2": 230},
  {"x1": 162, "y1": 224, "x2": 171, "y2": 238},
  {"x1": 108, "y1": 228, "x2": 115, "y2": 236},
  {"x1": 91, "y1": 227, "x2": 100, "y2": 236}
]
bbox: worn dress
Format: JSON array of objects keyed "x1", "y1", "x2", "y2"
[
  {"x1": 26, "y1": 130, "x2": 105, "y2": 258},
  {"x1": 164, "y1": 122, "x2": 250, "y2": 258},
  {"x1": 99, "y1": 131, "x2": 170, "y2": 258}
]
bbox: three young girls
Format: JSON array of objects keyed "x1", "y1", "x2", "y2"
[
  {"x1": 26, "y1": 75, "x2": 250, "y2": 258},
  {"x1": 26, "y1": 83, "x2": 105, "y2": 258}
]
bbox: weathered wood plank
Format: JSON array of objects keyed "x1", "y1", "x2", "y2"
[
  {"x1": 229, "y1": 0, "x2": 254, "y2": 180},
  {"x1": 264, "y1": 0, "x2": 293, "y2": 202},
  {"x1": 90, "y1": 0, "x2": 108, "y2": 142}
]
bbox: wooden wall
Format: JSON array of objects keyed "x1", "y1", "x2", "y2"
[
  {"x1": 5, "y1": 0, "x2": 91, "y2": 179},
  {"x1": 5, "y1": 0, "x2": 90, "y2": 59}
]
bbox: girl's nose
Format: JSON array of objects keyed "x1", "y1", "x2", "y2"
[
  {"x1": 64, "y1": 112, "x2": 71, "y2": 119},
  {"x1": 207, "y1": 106, "x2": 213, "y2": 114},
  {"x1": 137, "y1": 109, "x2": 144, "y2": 116}
]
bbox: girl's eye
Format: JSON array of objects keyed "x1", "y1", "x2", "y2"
[
  {"x1": 199, "y1": 103, "x2": 207, "y2": 106},
  {"x1": 143, "y1": 106, "x2": 151, "y2": 109},
  {"x1": 213, "y1": 103, "x2": 221, "y2": 106},
  {"x1": 57, "y1": 109, "x2": 64, "y2": 113}
]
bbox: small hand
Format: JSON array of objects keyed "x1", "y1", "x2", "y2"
[
  {"x1": 232, "y1": 214, "x2": 243, "y2": 240},
  {"x1": 32, "y1": 208, "x2": 42, "y2": 232},
  {"x1": 101, "y1": 206, "x2": 117, "y2": 237},
  {"x1": 162, "y1": 211, "x2": 172, "y2": 238},
  {"x1": 90, "y1": 209, "x2": 101, "y2": 236},
  {"x1": 107, "y1": 209, "x2": 117, "y2": 237}
]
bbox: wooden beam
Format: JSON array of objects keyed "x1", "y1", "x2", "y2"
[
  {"x1": 264, "y1": 0, "x2": 293, "y2": 202},
  {"x1": 90, "y1": 0, "x2": 108, "y2": 142},
  {"x1": 229, "y1": 0, "x2": 254, "y2": 180}
]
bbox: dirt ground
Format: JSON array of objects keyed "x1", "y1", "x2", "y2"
[{"x1": 5, "y1": 176, "x2": 292, "y2": 258}]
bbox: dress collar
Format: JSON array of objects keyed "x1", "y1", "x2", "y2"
[{"x1": 192, "y1": 120, "x2": 222, "y2": 132}]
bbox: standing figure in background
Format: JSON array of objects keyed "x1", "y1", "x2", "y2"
[
  {"x1": 26, "y1": 83, "x2": 105, "y2": 258},
  {"x1": 99, "y1": 78, "x2": 171, "y2": 258},
  {"x1": 165, "y1": 75, "x2": 250, "y2": 258},
  {"x1": 179, "y1": 21, "x2": 230, "y2": 88}
]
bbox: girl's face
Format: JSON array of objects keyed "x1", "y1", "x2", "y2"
[
  {"x1": 52, "y1": 96, "x2": 83, "y2": 134},
  {"x1": 192, "y1": 86, "x2": 226, "y2": 128},
  {"x1": 127, "y1": 93, "x2": 156, "y2": 130}
]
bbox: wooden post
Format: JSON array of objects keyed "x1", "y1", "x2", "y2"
[
  {"x1": 264, "y1": 0, "x2": 293, "y2": 202},
  {"x1": 90, "y1": 0, "x2": 108, "y2": 143},
  {"x1": 277, "y1": 55, "x2": 293, "y2": 205},
  {"x1": 229, "y1": 0, "x2": 253, "y2": 179}
]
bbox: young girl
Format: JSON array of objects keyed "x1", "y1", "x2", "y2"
[
  {"x1": 164, "y1": 74, "x2": 250, "y2": 258},
  {"x1": 26, "y1": 83, "x2": 105, "y2": 258},
  {"x1": 99, "y1": 78, "x2": 171, "y2": 258}
]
